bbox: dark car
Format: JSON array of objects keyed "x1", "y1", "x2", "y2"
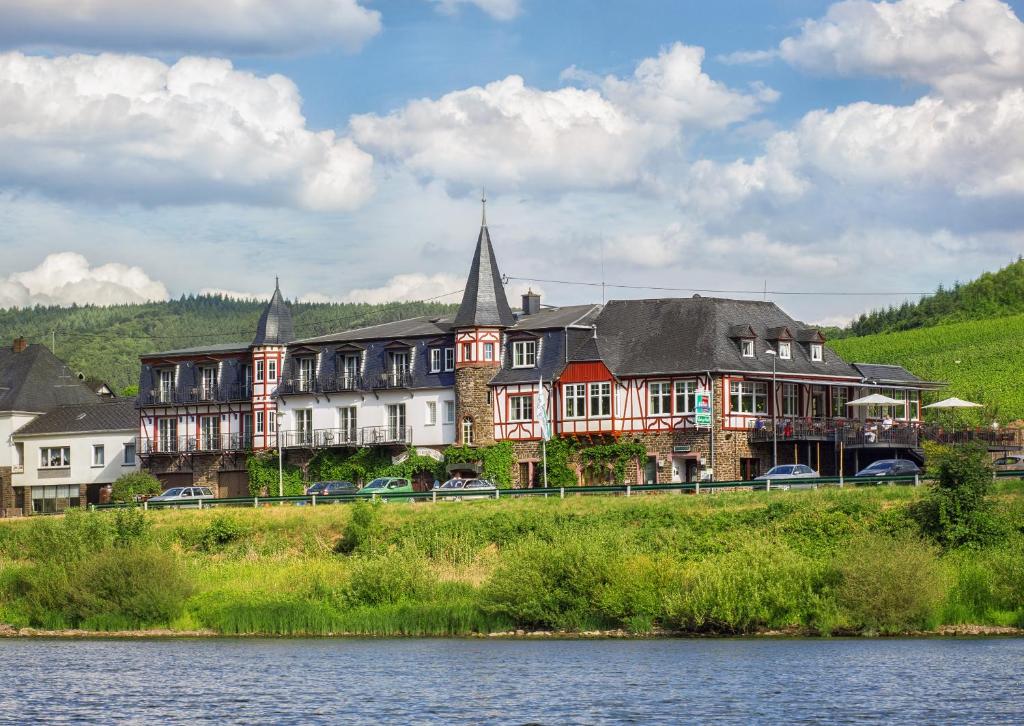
[
  {"x1": 854, "y1": 459, "x2": 922, "y2": 478},
  {"x1": 306, "y1": 481, "x2": 358, "y2": 497}
]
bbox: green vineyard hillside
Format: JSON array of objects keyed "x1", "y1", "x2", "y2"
[{"x1": 830, "y1": 313, "x2": 1024, "y2": 423}]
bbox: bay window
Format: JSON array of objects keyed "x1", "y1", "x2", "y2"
[
  {"x1": 564, "y1": 383, "x2": 586, "y2": 418},
  {"x1": 589, "y1": 382, "x2": 611, "y2": 418}
]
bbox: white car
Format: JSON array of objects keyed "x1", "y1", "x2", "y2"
[
  {"x1": 433, "y1": 478, "x2": 497, "y2": 499},
  {"x1": 148, "y1": 486, "x2": 215, "y2": 506},
  {"x1": 754, "y1": 465, "x2": 820, "y2": 489}
]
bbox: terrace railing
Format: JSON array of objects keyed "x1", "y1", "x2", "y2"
[
  {"x1": 139, "y1": 384, "x2": 253, "y2": 406},
  {"x1": 140, "y1": 433, "x2": 253, "y2": 454},
  {"x1": 360, "y1": 425, "x2": 412, "y2": 446},
  {"x1": 372, "y1": 368, "x2": 411, "y2": 389},
  {"x1": 321, "y1": 373, "x2": 363, "y2": 393}
]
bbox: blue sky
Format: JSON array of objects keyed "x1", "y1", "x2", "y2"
[{"x1": 0, "y1": 0, "x2": 1022, "y2": 325}]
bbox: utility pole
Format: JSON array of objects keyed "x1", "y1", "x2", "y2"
[{"x1": 766, "y1": 348, "x2": 778, "y2": 469}]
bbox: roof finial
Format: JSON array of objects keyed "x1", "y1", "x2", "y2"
[
  {"x1": 275, "y1": 276, "x2": 280, "y2": 291},
  {"x1": 481, "y1": 187, "x2": 487, "y2": 227}
]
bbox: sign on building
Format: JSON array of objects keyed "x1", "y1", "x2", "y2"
[{"x1": 695, "y1": 389, "x2": 712, "y2": 428}]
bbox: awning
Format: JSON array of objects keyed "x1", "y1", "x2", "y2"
[{"x1": 847, "y1": 393, "x2": 905, "y2": 407}]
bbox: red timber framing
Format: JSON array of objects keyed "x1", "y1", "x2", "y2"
[
  {"x1": 455, "y1": 328, "x2": 502, "y2": 368},
  {"x1": 556, "y1": 361, "x2": 617, "y2": 437},
  {"x1": 493, "y1": 383, "x2": 544, "y2": 440},
  {"x1": 251, "y1": 345, "x2": 285, "y2": 450},
  {"x1": 614, "y1": 372, "x2": 713, "y2": 434}
]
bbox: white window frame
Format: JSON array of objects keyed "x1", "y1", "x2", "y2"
[
  {"x1": 425, "y1": 400, "x2": 437, "y2": 426},
  {"x1": 443, "y1": 400, "x2": 456, "y2": 425},
  {"x1": 92, "y1": 444, "x2": 105, "y2": 467},
  {"x1": 512, "y1": 340, "x2": 537, "y2": 368},
  {"x1": 741, "y1": 339, "x2": 755, "y2": 358},
  {"x1": 40, "y1": 446, "x2": 71, "y2": 469},
  {"x1": 255, "y1": 360, "x2": 265, "y2": 383},
  {"x1": 462, "y1": 416, "x2": 474, "y2": 445},
  {"x1": 782, "y1": 383, "x2": 799, "y2": 417},
  {"x1": 256, "y1": 411, "x2": 265, "y2": 434},
  {"x1": 483, "y1": 342, "x2": 495, "y2": 361},
  {"x1": 200, "y1": 415, "x2": 220, "y2": 450},
  {"x1": 430, "y1": 348, "x2": 442, "y2": 373},
  {"x1": 563, "y1": 383, "x2": 586, "y2": 419},
  {"x1": 297, "y1": 356, "x2": 315, "y2": 387},
  {"x1": 730, "y1": 381, "x2": 769, "y2": 415},
  {"x1": 444, "y1": 347, "x2": 455, "y2": 371},
  {"x1": 158, "y1": 417, "x2": 177, "y2": 450},
  {"x1": 200, "y1": 366, "x2": 218, "y2": 398},
  {"x1": 649, "y1": 381, "x2": 671, "y2": 416},
  {"x1": 509, "y1": 394, "x2": 534, "y2": 423},
  {"x1": 674, "y1": 380, "x2": 696, "y2": 414},
  {"x1": 339, "y1": 406, "x2": 358, "y2": 441},
  {"x1": 462, "y1": 342, "x2": 473, "y2": 362},
  {"x1": 810, "y1": 343, "x2": 823, "y2": 362},
  {"x1": 123, "y1": 441, "x2": 136, "y2": 467},
  {"x1": 778, "y1": 342, "x2": 792, "y2": 360},
  {"x1": 589, "y1": 382, "x2": 611, "y2": 418},
  {"x1": 268, "y1": 359, "x2": 278, "y2": 381}
]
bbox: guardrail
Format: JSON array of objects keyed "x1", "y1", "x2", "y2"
[{"x1": 89, "y1": 471, "x2": 1024, "y2": 511}]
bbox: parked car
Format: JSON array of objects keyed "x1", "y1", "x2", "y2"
[
  {"x1": 755, "y1": 465, "x2": 819, "y2": 480},
  {"x1": 148, "y1": 486, "x2": 215, "y2": 506},
  {"x1": 992, "y1": 455, "x2": 1024, "y2": 472},
  {"x1": 306, "y1": 481, "x2": 358, "y2": 497},
  {"x1": 357, "y1": 477, "x2": 414, "y2": 500},
  {"x1": 432, "y1": 478, "x2": 497, "y2": 501},
  {"x1": 854, "y1": 459, "x2": 922, "y2": 478}
]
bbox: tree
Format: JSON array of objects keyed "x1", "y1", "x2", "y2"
[
  {"x1": 110, "y1": 472, "x2": 163, "y2": 503},
  {"x1": 912, "y1": 444, "x2": 1001, "y2": 548}
]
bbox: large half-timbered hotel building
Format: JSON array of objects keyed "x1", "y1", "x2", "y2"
[{"x1": 136, "y1": 212, "x2": 941, "y2": 493}]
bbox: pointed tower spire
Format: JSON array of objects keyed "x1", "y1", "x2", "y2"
[
  {"x1": 253, "y1": 278, "x2": 295, "y2": 346},
  {"x1": 454, "y1": 203, "x2": 514, "y2": 328}
]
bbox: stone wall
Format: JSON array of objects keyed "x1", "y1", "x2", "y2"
[
  {"x1": 0, "y1": 466, "x2": 14, "y2": 517},
  {"x1": 455, "y1": 367, "x2": 497, "y2": 446},
  {"x1": 144, "y1": 452, "x2": 250, "y2": 497}
]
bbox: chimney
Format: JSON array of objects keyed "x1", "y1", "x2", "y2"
[
  {"x1": 522, "y1": 289, "x2": 541, "y2": 316},
  {"x1": 12, "y1": 337, "x2": 27, "y2": 353}
]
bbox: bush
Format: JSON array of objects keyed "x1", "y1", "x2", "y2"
[
  {"x1": 110, "y1": 472, "x2": 163, "y2": 503},
  {"x1": 335, "y1": 500, "x2": 383, "y2": 555},
  {"x1": 913, "y1": 444, "x2": 1002, "y2": 547},
  {"x1": 480, "y1": 530, "x2": 620, "y2": 630},
  {"x1": 200, "y1": 514, "x2": 253, "y2": 551},
  {"x1": 20, "y1": 509, "x2": 114, "y2": 566},
  {"x1": 835, "y1": 533, "x2": 945, "y2": 633},
  {"x1": 667, "y1": 539, "x2": 830, "y2": 634},
  {"x1": 345, "y1": 549, "x2": 433, "y2": 606},
  {"x1": 112, "y1": 507, "x2": 152, "y2": 547}
]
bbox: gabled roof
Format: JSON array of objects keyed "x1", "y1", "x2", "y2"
[
  {"x1": 852, "y1": 363, "x2": 938, "y2": 387},
  {"x1": 453, "y1": 223, "x2": 515, "y2": 328},
  {"x1": 14, "y1": 399, "x2": 137, "y2": 436},
  {"x1": 143, "y1": 342, "x2": 250, "y2": 358},
  {"x1": 512, "y1": 304, "x2": 601, "y2": 331},
  {"x1": 0, "y1": 344, "x2": 102, "y2": 413},
  {"x1": 253, "y1": 279, "x2": 295, "y2": 346}
]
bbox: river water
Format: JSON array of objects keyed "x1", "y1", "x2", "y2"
[{"x1": 0, "y1": 637, "x2": 1021, "y2": 724}]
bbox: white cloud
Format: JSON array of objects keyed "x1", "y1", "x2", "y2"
[
  {"x1": 0, "y1": 252, "x2": 168, "y2": 308},
  {"x1": 779, "y1": 0, "x2": 1024, "y2": 99},
  {"x1": 0, "y1": 0, "x2": 381, "y2": 55},
  {"x1": 0, "y1": 52, "x2": 375, "y2": 210},
  {"x1": 428, "y1": 0, "x2": 521, "y2": 21},
  {"x1": 351, "y1": 43, "x2": 769, "y2": 192},
  {"x1": 340, "y1": 273, "x2": 465, "y2": 303}
]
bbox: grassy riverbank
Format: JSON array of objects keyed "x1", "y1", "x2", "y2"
[{"x1": 1, "y1": 481, "x2": 1023, "y2": 637}]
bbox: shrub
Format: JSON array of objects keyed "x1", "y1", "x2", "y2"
[
  {"x1": 345, "y1": 549, "x2": 433, "y2": 606},
  {"x1": 480, "y1": 530, "x2": 620, "y2": 630},
  {"x1": 110, "y1": 472, "x2": 163, "y2": 503},
  {"x1": 65, "y1": 546, "x2": 192, "y2": 628},
  {"x1": 667, "y1": 538, "x2": 830, "y2": 634},
  {"x1": 112, "y1": 507, "x2": 152, "y2": 547},
  {"x1": 912, "y1": 443, "x2": 1002, "y2": 547},
  {"x1": 335, "y1": 500, "x2": 383, "y2": 555},
  {"x1": 20, "y1": 509, "x2": 114, "y2": 566},
  {"x1": 200, "y1": 514, "x2": 252, "y2": 551},
  {"x1": 593, "y1": 553, "x2": 682, "y2": 632},
  {"x1": 835, "y1": 533, "x2": 945, "y2": 633}
]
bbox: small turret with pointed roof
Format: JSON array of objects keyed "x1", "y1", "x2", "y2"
[
  {"x1": 252, "y1": 277, "x2": 295, "y2": 346},
  {"x1": 454, "y1": 193, "x2": 515, "y2": 328}
]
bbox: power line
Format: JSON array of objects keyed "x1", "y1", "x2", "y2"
[{"x1": 503, "y1": 275, "x2": 934, "y2": 298}]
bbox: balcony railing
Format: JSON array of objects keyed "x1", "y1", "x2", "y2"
[
  {"x1": 373, "y1": 368, "x2": 411, "y2": 389},
  {"x1": 321, "y1": 373, "x2": 363, "y2": 393},
  {"x1": 748, "y1": 418, "x2": 922, "y2": 448},
  {"x1": 277, "y1": 376, "x2": 319, "y2": 396},
  {"x1": 141, "y1": 433, "x2": 253, "y2": 454},
  {"x1": 279, "y1": 425, "x2": 412, "y2": 449},
  {"x1": 138, "y1": 384, "x2": 253, "y2": 406}
]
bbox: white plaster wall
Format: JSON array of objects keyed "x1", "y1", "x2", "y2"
[{"x1": 13, "y1": 429, "x2": 139, "y2": 488}]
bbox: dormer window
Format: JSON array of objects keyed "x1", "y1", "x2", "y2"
[
  {"x1": 741, "y1": 339, "x2": 755, "y2": 358},
  {"x1": 779, "y1": 342, "x2": 791, "y2": 360},
  {"x1": 512, "y1": 340, "x2": 537, "y2": 368},
  {"x1": 810, "y1": 343, "x2": 823, "y2": 362},
  {"x1": 430, "y1": 348, "x2": 442, "y2": 373}
]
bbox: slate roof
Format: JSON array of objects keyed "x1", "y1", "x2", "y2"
[
  {"x1": 14, "y1": 399, "x2": 137, "y2": 436},
  {"x1": 852, "y1": 363, "x2": 935, "y2": 386},
  {"x1": 293, "y1": 316, "x2": 453, "y2": 345},
  {"x1": 143, "y1": 342, "x2": 250, "y2": 358},
  {"x1": 453, "y1": 224, "x2": 515, "y2": 328},
  {"x1": 253, "y1": 280, "x2": 295, "y2": 346},
  {"x1": 511, "y1": 304, "x2": 601, "y2": 331},
  {"x1": 575, "y1": 297, "x2": 865, "y2": 379},
  {"x1": 0, "y1": 344, "x2": 103, "y2": 413}
]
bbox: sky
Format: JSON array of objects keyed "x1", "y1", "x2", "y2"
[{"x1": 0, "y1": 0, "x2": 1023, "y2": 326}]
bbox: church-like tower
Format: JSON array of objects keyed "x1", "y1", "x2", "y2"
[
  {"x1": 453, "y1": 197, "x2": 514, "y2": 446},
  {"x1": 251, "y1": 278, "x2": 294, "y2": 450}
]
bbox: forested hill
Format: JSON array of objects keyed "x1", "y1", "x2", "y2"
[
  {"x1": 834, "y1": 257, "x2": 1024, "y2": 338},
  {"x1": 0, "y1": 296, "x2": 457, "y2": 393}
]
